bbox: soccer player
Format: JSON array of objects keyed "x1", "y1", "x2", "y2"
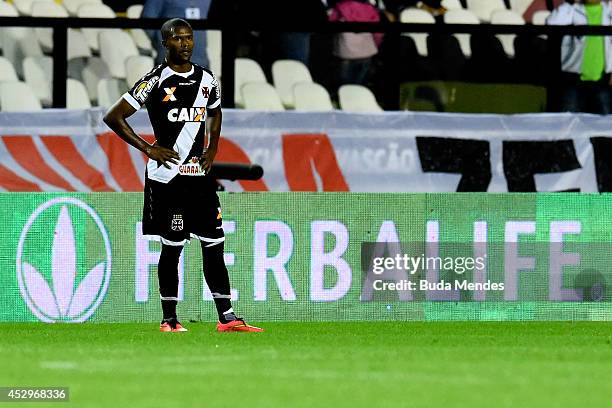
[{"x1": 103, "y1": 18, "x2": 262, "y2": 333}]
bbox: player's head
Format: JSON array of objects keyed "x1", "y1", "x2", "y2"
[{"x1": 161, "y1": 18, "x2": 194, "y2": 64}]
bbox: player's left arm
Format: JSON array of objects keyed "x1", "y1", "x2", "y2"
[{"x1": 200, "y1": 106, "x2": 222, "y2": 174}]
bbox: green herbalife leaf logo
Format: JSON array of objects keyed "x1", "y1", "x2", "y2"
[{"x1": 16, "y1": 197, "x2": 112, "y2": 323}]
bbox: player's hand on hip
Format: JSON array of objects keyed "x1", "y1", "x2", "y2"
[
  {"x1": 199, "y1": 147, "x2": 217, "y2": 174},
  {"x1": 146, "y1": 144, "x2": 180, "y2": 169}
]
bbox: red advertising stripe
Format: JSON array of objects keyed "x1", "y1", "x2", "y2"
[
  {"x1": 96, "y1": 132, "x2": 143, "y2": 192},
  {"x1": 282, "y1": 134, "x2": 349, "y2": 191},
  {"x1": 41, "y1": 135, "x2": 114, "y2": 192},
  {"x1": 0, "y1": 163, "x2": 42, "y2": 191},
  {"x1": 2, "y1": 135, "x2": 74, "y2": 191}
]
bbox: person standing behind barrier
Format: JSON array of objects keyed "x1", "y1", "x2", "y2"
[
  {"x1": 142, "y1": 0, "x2": 215, "y2": 68},
  {"x1": 329, "y1": 0, "x2": 383, "y2": 86},
  {"x1": 547, "y1": 0, "x2": 612, "y2": 114}
]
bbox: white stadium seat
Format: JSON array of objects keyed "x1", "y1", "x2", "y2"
[
  {"x1": 125, "y1": 4, "x2": 153, "y2": 54},
  {"x1": 272, "y1": 59, "x2": 313, "y2": 108},
  {"x1": 443, "y1": 9, "x2": 480, "y2": 57},
  {"x1": 126, "y1": 4, "x2": 143, "y2": 19},
  {"x1": 77, "y1": 3, "x2": 116, "y2": 52},
  {"x1": 82, "y1": 57, "x2": 112, "y2": 103},
  {"x1": 441, "y1": 0, "x2": 464, "y2": 10},
  {"x1": 235, "y1": 58, "x2": 267, "y2": 108},
  {"x1": 207, "y1": 30, "x2": 222, "y2": 79},
  {"x1": 532, "y1": 10, "x2": 550, "y2": 26},
  {"x1": 0, "y1": 81, "x2": 42, "y2": 111},
  {"x1": 67, "y1": 78, "x2": 92, "y2": 109},
  {"x1": 125, "y1": 55, "x2": 154, "y2": 87},
  {"x1": 293, "y1": 82, "x2": 333, "y2": 112},
  {"x1": 1, "y1": 28, "x2": 44, "y2": 77},
  {"x1": 0, "y1": 57, "x2": 18, "y2": 82},
  {"x1": 0, "y1": 1, "x2": 19, "y2": 56},
  {"x1": 13, "y1": 0, "x2": 54, "y2": 16},
  {"x1": 23, "y1": 56, "x2": 52, "y2": 106},
  {"x1": 399, "y1": 8, "x2": 435, "y2": 57},
  {"x1": 466, "y1": 0, "x2": 507, "y2": 23},
  {"x1": 99, "y1": 30, "x2": 139, "y2": 79},
  {"x1": 241, "y1": 82, "x2": 285, "y2": 111},
  {"x1": 491, "y1": 9, "x2": 525, "y2": 57},
  {"x1": 97, "y1": 78, "x2": 127, "y2": 108},
  {"x1": 338, "y1": 85, "x2": 383, "y2": 113},
  {"x1": 68, "y1": 29, "x2": 92, "y2": 60},
  {"x1": 509, "y1": 0, "x2": 534, "y2": 16},
  {"x1": 31, "y1": 1, "x2": 69, "y2": 53},
  {"x1": 63, "y1": 0, "x2": 101, "y2": 16}
]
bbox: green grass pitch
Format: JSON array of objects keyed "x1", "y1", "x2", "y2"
[{"x1": 1, "y1": 322, "x2": 610, "y2": 407}]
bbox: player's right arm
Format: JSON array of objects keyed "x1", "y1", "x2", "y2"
[{"x1": 103, "y1": 99, "x2": 179, "y2": 169}]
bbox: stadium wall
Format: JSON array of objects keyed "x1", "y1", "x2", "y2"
[
  {"x1": 2, "y1": 110, "x2": 612, "y2": 192},
  {"x1": 3, "y1": 192, "x2": 611, "y2": 323}
]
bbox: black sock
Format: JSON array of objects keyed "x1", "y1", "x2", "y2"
[
  {"x1": 158, "y1": 244, "x2": 183, "y2": 320},
  {"x1": 200, "y1": 240, "x2": 233, "y2": 321}
]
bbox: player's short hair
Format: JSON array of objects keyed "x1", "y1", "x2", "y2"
[{"x1": 161, "y1": 18, "x2": 193, "y2": 42}]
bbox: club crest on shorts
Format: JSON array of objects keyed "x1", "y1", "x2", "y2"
[{"x1": 171, "y1": 214, "x2": 183, "y2": 231}]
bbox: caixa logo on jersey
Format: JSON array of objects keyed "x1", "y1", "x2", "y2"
[
  {"x1": 16, "y1": 197, "x2": 112, "y2": 323},
  {"x1": 168, "y1": 107, "x2": 206, "y2": 122}
]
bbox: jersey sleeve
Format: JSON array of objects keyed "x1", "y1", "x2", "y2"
[
  {"x1": 122, "y1": 71, "x2": 160, "y2": 110},
  {"x1": 207, "y1": 73, "x2": 221, "y2": 109}
]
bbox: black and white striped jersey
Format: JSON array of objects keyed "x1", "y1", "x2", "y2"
[{"x1": 122, "y1": 63, "x2": 221, "y2": 183}]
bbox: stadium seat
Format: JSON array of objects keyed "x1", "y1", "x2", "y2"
[
  {"x1": 97, "y1": 78, "x2": 127, "y2": 108},
  {"x1": 0, "y1": 81, "x2": 42, "y2": 111},
  {"x1": 241, "y1": 82, "x2": 284, "y2": 111},
  {"x1": 207, "y1": 30, "x2": 222, "y2": 79},
  {"x1": 466, "y1": 0, "x2": 507, "y2": 23},
  {"x1": 293, "y1": 82, "x2": 333, "y2": 112},
  {"x1": 66, "y1": 78, "x2": 92, "y2": 109},
  {"x1": 441, "y1": 0, "x2": 464, "y2": 10},
  {"x1": 272, "y1": 59, "x2": 313, "y2": 108},
  {"x1": 490, "y1": 10, "x2": 525, "y2": 57},
  {"x1": 399, "y1": 8, "x2": 435, "y2": 57},
  {"x1": 23, "y1": 56, "x2": 52, "y2": 106},
  {"x1": 509, "y1": 0, "x2": 534, "y2": 16},
  {"x1": 1, "y1": 27, "x2": 43, "y2": 76},
  {"x1": 126, "y1": 4, "x2": 143, "y2": 19},
  {"x1": 532, "y1": 10, "x2": 550, "y2": 26},
  {"x1": 13, "y1": 0, "x2": 54, "y2": 16},
  {"x1": 338, "y1": 85, "x2": 383, "y2": 112},
  {"x1": 443, "y1": 9, "x2": 480, "y2": 58},
  {"x1": 234, "y1": 58, "x2": 267, "y2": 108},
  {"x1": 63, "y1": 0, "x2": 101, "y2": 16},
  {"x1": 82, "y1": 57, "x2": 111, "y2": 103},
  {"x1": 77, "y1": 3, "x2": 116, "y2": 52},
  {"x1": 31, "y1": 1, "x2": 69, "y2": 53},
  {"x1": 68, "y1": 29, "x2": 92, "y2": 60},
  {"x1": 125, "y1": 4, "x2": 153, "y2": 55},
  {"x1": 0, "y1": 0, "x2": 19, "y2": 56},
  {"x1": 99, "y1": 30, "x2": 139, "y2": 79},
  {"x1": 0, "y1": 1, "x2": 18, "y2": 16},
  {"x1": 0, "y1": 57, "x2": 18, "y2": 81},
  {"x1": 125, "y1": 55, "x2": 154, "y2": 87}
]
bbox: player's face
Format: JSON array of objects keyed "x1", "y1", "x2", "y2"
[{"x1": 164, "y1": 26, "x2": 194, "y2": 64}]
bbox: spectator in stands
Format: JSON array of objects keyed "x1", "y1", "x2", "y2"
[
  {"x1": 329, "y1": 0, "x2": 383, "y2": 86},
  {"x1": 142, "y1": 0, "x2": 220, "y2": 68},
  {"x1": 547, "y1": 0, "x2": 612, "y2": 114}
]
